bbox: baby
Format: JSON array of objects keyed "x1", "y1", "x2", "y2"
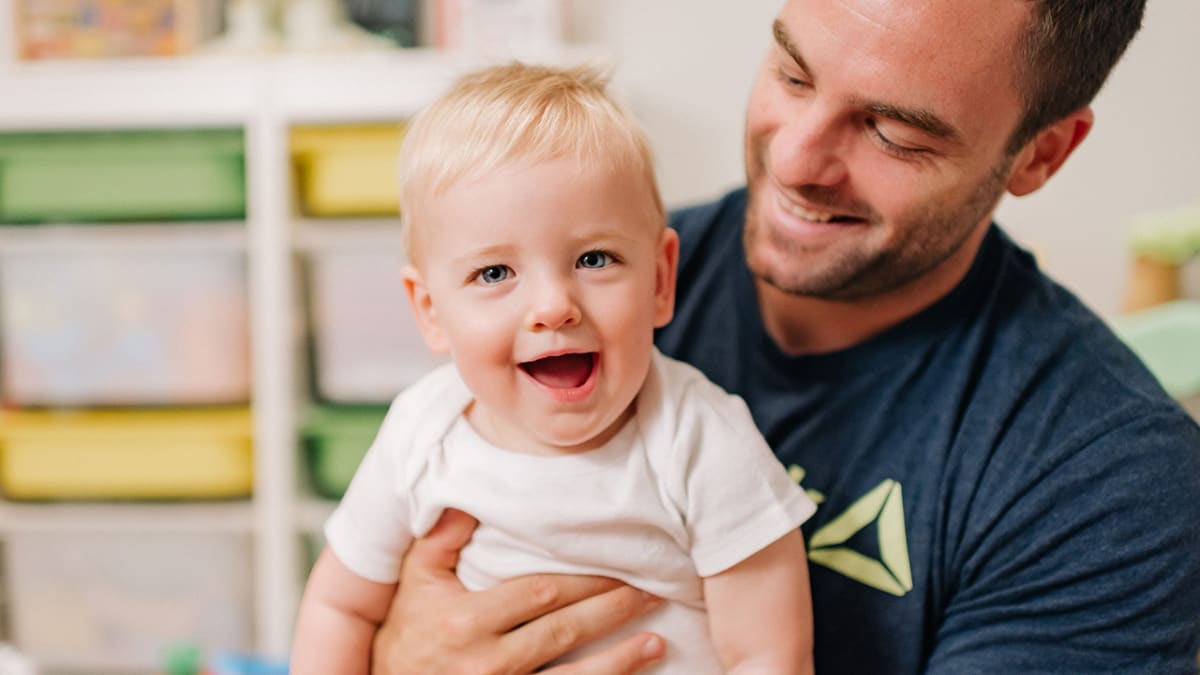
[{"x1": 292, "y1": 62, "x2": 816, "y2": 674}]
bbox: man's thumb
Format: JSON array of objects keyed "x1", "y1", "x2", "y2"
[{"x1": 410, "y1": 508, "x2": 479, "y2": 574}]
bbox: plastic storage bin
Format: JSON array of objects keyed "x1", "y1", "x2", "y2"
[
  {"x1": 305, "y1": 229, "x2": 447, "y2": 402},
  {"x1": 0, "y1": 129, "x2": 245, "y2": 223},
  {"x1": 0, "y1": 407, "x2": 253, "y2": 499},
  {"x1": 3, "y1": 531, "x2": 254, "y2": 672},
  {"x1": 291, "y1": 124, "x2": 406, "y2": 217},
  {"x1": 0, "y1": 226, "x2": 251, "y2": 406},
  {"x1": 302, "y1": 405, "x2": 389, "y2": 498}
]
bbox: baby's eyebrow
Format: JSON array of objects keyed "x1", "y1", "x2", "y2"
[{"x1": 453, "y1": 243, "x2": 514, "y2": 261}]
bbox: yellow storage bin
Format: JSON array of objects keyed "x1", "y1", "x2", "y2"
[
  {"x1": 0, "y1": 408, "x2": 253, "y2": 500},
  {"x1": 292, "y1": 124, "x2": 407, "y2": 217}
]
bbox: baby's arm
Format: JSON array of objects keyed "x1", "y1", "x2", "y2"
[
  {"x1": 292, "y1": 546, "x2": 398, "y2": 675},
  {"x1": 703, "y1": 529, "x2": 814, "y2": 675}
]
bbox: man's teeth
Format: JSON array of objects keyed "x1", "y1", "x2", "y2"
[{"x1": 782, "y1": 200, "x2": 837, "y2": 223}]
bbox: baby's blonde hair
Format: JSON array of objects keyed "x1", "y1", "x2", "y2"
[{"x1": 398, "y1": 62, "x2": 665, "y2": 262}]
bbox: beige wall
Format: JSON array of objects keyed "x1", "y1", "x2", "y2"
[{"x1": 568, "y1": 0, "x2": 1200, "y2": 318}]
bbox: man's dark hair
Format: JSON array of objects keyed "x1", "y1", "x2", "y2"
[{"x1": 1008, "y1": 0, "x2": 1146, "y2": 153}]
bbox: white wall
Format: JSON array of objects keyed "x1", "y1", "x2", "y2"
[
  {"x1": 568, "y1": 0, "x2": 1200, "y2": 319},
  {"x1": 565, "y1": 0, "x2": 781, "y2": 207},
  {"x1": 996, "y1": 0, "x2": 1200, "y2": 318}
]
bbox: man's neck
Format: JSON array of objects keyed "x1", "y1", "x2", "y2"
[{"x1": 756, "y1": 223, "x2": 991, "y2": 356}]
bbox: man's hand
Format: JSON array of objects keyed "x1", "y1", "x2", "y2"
[{"x1": 371, "y1": 509, "x2": 666, "y2": 675}]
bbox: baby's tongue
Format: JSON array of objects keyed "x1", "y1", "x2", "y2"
[{"x1": 522, "y1": 353, "x2": 594, "y2": 389}]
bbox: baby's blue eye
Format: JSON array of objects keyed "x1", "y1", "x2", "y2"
[
  {"x1": 479, "y1": 265, "x2": 511, "y2": 284},
  {"x1": 577, "y1": 251, "x2": 611, "y2": 269}
]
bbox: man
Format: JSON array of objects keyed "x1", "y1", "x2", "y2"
[{"x1": 369, "y1": 0, "x2": 1200, "y2": 672}]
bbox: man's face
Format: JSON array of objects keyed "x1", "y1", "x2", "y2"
[{"x1": 744, "y1": 0, "x2": 1030, "y2": 300}]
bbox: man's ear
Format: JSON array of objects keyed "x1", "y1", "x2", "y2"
[
  {"x1": 1007, "y1": 106, "x2": 1093, "y2": 197},
  {"x1": 653, "y1": 227, "x2": 680, "y2": 328},
  {"x1": 401, "y1": 265, "x2": 451, "y2": 355}
]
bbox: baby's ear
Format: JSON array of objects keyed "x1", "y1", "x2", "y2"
[
  {"x1": 401, "y1": 265, "x2": 451, "y2": 355},
  {"x1": 653, "y1": 227, "x2": 680, "y2": 328}
]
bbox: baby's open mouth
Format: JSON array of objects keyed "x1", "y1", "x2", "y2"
[{"x1": 520, "y1": 352, "x2": 597, "y2": 389}]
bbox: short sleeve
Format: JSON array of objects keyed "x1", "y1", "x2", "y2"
[
  {"x1": 673, "y1": 381, "x2": 817, "y2": 577},
  {"x1": 322, "y1": 390, "x2": 427, "y2": 584},
  {"x1": 325, "y1": 363, "x2": 471, "y2": 583},
  {"x1": 925, "y1": 411, "x2": 1200, "y2": 674}
]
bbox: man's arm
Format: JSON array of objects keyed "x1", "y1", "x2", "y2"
[
  {"x1": 370, "y1": 509, "x2": 667, "y2": 675},
  {"x1": 704, "y1": 529, "x2": 814, "y2": 675},
  {"x1": 925, "y1": 413, "x2": 1200, "y2": 674}
]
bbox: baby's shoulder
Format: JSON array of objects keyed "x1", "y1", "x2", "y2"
[{"x1": 374, "y1": 363, "x2": 472, "y2": 456}]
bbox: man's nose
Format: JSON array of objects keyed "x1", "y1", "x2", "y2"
[
  {"x1": 526, "y1": 281, "x2": 581, "y2": 331},
  {"x1": 770, "y1": 104, "x2": 848, "y2": 188}
]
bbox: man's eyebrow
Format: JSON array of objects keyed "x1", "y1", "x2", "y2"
[
  {"x1": 861, "y1": 101, "x2": 962, "y2": 143},
  {"x1": 772, "y1": 20, "x2": 810, "y2": 74},
  {"x1": 773, "y1": 19, "x2": 962, "y2": 145}
]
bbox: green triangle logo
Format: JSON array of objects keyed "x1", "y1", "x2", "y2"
[{"x1": 807, "y1": 479, "x2": 912, "y2": 597}]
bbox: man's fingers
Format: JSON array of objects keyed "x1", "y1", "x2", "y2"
[
  {"x1": 544, "y1": 634, "x2": 666, "y2": 675},
  {"x1": 476, "y1": 574, "x2": 626, "y2": 633},
  {"x1": 499, "y1": 584, "x2": 663, "y2": 673},
  {"x1": 403, "y1": 508, "x2": 479, "y2": 578}
]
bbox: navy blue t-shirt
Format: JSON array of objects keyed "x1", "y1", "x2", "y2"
[{"x1": 655, "y1": 188, "x2": 1200, "y2": 674}]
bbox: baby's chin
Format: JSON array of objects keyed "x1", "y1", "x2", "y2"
[{"x1": 535, "y1": 408, "x2": 635, "y2": 454}]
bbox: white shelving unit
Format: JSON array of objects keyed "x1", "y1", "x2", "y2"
[{"x1": 0, "y1": 45, "x2": 604, "y2": 669}]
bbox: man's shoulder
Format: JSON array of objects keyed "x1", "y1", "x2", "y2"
[
  {"x1": 956, "y1": 230, "x2": 1197, "y2": 485},
  {"x1": 982, "y1": 230, "x2": 1176, "y2": 418}
]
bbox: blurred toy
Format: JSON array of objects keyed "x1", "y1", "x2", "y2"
[
  {"x1": 210, "y1": 651, "x2": 289, "y2": 675},
  {"x1": 1122, "y1": 204, "x2": 1200, "y2": 313},
  {"x1": 434, "y1": 0, "x2": 563, "y2": 58},
  {"x1": 1112, "y1": 299, "x2": 1200, "y2": 400},
  {"x1": 159, "y1": 645, "x2": 288, "y2": 675},
  {"x1": 205, "y1": 0, "x2": 390, "y2": 53},
  {"x1": 13, "y1": 0, "x2": 221, "y2": 59},
  {"x1": 344, "y1": 0, "x2": 418, "y2": 47},
  {"x1": 161, "y1": 642, "x2": 209, "y2": 675}
]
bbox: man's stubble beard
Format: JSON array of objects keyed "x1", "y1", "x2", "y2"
[{"x1": 744, "y1": 155, "x2": 1013, "y2": 302}]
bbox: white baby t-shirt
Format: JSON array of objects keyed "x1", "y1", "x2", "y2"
[{"x1": 325, "y1": 349, "x2": 816, "y2": 673}]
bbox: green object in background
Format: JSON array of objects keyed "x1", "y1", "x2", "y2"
[
  {"x1": 302, "y1": 405, "x2": 389, "y2": 499},
  {"x1": 0, "y1": 129, "x2": 246, "y2": 224},
  {"x1": 1113, "y1": 300, "x2": 1200, "y2": 399},
  {"x1": 162, "y1": 642, "x2": 205, "y2": 675},
  {"x1": 1128, "y1": 203, "x2": 1200, "y2": 264}
]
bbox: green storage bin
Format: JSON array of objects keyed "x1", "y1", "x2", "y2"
[
  {"x1": 0, "y1": 129, "x2": 246, "y2": 223},
  {"x1": 302, "y1": 405, "x2": 389, "y2": 499}
]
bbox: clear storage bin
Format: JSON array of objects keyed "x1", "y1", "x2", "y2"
[
  {"x1": 3, "y1": 531, "x2": 254, "y2": 672},
  {"x1": 0, "y1": 226, "x2": 251, "y2": 406},
  {"x1": 305, "y1": 228, "x2": 446, "y2": 402}
]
